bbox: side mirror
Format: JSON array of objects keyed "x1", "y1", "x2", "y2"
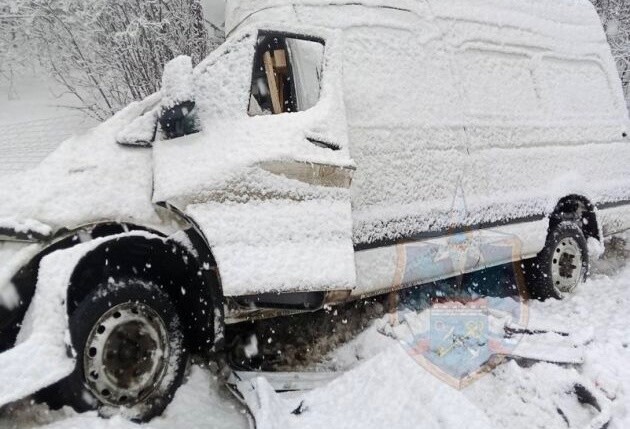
[
  {"x1": 159, "y1": 100, "x2": 198, "y2": 140},
  {"x1": 116, "y1": 108, "x2": 158, "y2": 147},
  {"x1": 161, "y1": 55, "x2": 195, "y2": 109},
  {"x1": 117, "y1": 56, "x2": 198, "y2": 146},
  {"x1": 159, "y1": 56, "x2": 199, "y2": 139}
]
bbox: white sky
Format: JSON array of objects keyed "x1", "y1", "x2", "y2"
[{"x1": 201, "y1": 0, "x2": 226, "y2": 27}]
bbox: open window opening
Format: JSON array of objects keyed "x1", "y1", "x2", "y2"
[{"x1": 249, "y1": 33, "x2": 324, "y2": 116}]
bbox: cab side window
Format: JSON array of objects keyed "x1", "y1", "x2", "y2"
[{"x1": 249, "y1": 33, "x2": 324, "y2": 116}]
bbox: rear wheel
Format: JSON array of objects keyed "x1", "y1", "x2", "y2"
[
  {"x1": 45, "y1": 278, "x2": 188, "y2": 421},
  {"x1": 527, "y1": 221, "x2": 589, "y2": 299}
]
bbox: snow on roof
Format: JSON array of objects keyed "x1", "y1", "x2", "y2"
[{"x1": 226, "y1": 0, "x2": 603, "y2": 35}]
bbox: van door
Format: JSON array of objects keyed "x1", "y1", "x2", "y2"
[
  {"x1": 152, "y1": 29, "x2": 357, "y2": 298},
  {"x1": 342, "y1": 23, "x2": 472, "y2": 296}
]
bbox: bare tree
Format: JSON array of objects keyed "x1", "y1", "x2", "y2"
[
  {"x1": 22, "y1": 0, "x2": 222, "y2": 120},
  {"x1": 0, "y1": 1, "x2": 33, "y2": 100},
  {"x1": 591, "y1": 0, "x2": 630, "y2": 106}
]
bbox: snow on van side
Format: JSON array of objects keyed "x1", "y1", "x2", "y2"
[{"x1": 239, "y1": 0, "x2": 630, "y2": 246}]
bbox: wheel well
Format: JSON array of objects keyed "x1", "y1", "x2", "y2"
[
  {"x1": 550, "y1": 195, "x2": 600, "y2": 241},
  {"x1": 67, "y1": 234, "x2": 224, "y2": 355},
  {"x1": 2, "y1": 227, "x2": 127, "y2": 350}
]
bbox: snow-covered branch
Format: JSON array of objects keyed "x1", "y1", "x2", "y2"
[
  {"x1": 1, "y1": 0, "x2": 224, "y2": 120},
  {"x1": 591, "y1": 0, "x2": 630, "y2": 106}
]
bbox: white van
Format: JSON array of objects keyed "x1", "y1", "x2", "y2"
[{"x1": 0, "y1": 0, "x2": 628, "y2": 420}]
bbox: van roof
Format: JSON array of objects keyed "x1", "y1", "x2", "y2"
[{"x1": 226, "y1": 0, "x2": 604, "y2": 40}]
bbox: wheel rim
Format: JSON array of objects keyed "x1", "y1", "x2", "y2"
[
  {"x1": 550, "y1": 237, "x2": 583, "y2": 293},
  {"x1": 83, "y1": 302, "x2": 170, "y2": 407}
]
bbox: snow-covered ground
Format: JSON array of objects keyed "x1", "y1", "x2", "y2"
[
  {"x1": 0, "y1": 234, "x2": 627, "y2": 428},
  {"x1": 0, "y1": 75, "x2": 97, "y2": 177},
  {"x1": 0, "y1": 366, "x2": 250, "y2": 429}
]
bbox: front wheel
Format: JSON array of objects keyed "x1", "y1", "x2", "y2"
[
  {"x1": 527, "y1": 221, "x2": 589, "y2": 300},
  {"x1": 45, "y1": 278, "x2": 188, "y2": 421}
]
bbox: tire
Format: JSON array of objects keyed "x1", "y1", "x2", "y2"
[
  {"x1": 526, "y1": 221, "x2": 589, "y2": 300},
  {"x1": 44, "y1": 278, "x2": 188, "y2": 422}
]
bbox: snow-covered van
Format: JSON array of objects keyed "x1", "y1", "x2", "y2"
[{"x1": 1, "y1": 0, "x2": 629, "y2": 420}]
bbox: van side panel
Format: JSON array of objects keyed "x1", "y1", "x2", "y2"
[
  {"x1": 342, "y1": 21, "x2": 467, "y2": 246},
  {"x1": 445, "y1": 17, "x2": 630, "y2": 239},
  {"x1": 340, "y1": 1, "x2": 630, "y2": 295},
  {"x1": 236, "y1": 1, "x2": 630, "y2": 297}
]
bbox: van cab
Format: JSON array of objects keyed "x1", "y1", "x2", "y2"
[{"x1": 0, "y1": 0, "x2": 629, "y2": 421}]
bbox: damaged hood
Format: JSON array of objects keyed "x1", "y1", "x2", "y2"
[{"x1": 0, "y1": 97, "x2": 162, "y2": 240}]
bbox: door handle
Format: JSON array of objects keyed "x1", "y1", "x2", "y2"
[{"x1": 306, "y1": 136, "x2": 340, "y2": 151}]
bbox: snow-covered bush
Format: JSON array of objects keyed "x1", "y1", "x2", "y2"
[
  {"x1": 0, "y1": 1, "x2": 31, "y2": 100},
  {"x1": 1, "y1": 0, "x2": 223, "y2": 120},
  {"x1": 591, "y1": 0, "x2": 630, "y2": 106}
]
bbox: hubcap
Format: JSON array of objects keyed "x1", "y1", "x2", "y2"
[
  {"x1": 550, "y1": 237, "x2": 583, "y2": 293},
  {"x1": 83, "y1": 302, "x2": 169, "y2": 407}
]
